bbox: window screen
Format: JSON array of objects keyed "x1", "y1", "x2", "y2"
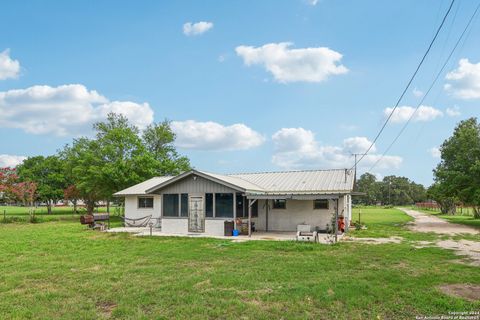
[
  {"x1": 236, "y1": 194, "x2": 244, "y2": 218},
  {"x1": 163, "y1": 194, "x2": 179, "y2": 217},
  {"x1": 215, "y1": 193, "x2": 233, "y2": 218},
  {"x1": 180, "y1": 194, "x2": 189, "y2": 217},
  {"x1": 205, "y1": 193, "x2": 213, "y2": 217}
]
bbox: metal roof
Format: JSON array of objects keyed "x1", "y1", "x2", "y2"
[
  {"x1": 114, "y1": 169, "x2": 354, "y2": 196},
  {"x1": 197, "y1": 171, "x2": 265, "y2": 192},
  {"x1": 230, "y1": 169, "x2": 355, "y2": 194},
  {"x1": 113, "y1": 176, "x2": 174, "y2": 196}
]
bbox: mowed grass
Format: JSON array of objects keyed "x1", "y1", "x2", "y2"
[
  {"x1": 413, "y1": 207, "x2": 480, "y2": 230},
  {"x1": 349, "y1": 206, "x2": 443, "y2": 241},
  {"x1": 0, "y1": 206, "x2": 119, "y2": 224},
  {"x1": 0, "y1": 211, "x2": 479, "y2": 319}
]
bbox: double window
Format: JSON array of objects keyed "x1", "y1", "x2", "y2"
[
  {"x1": 163, "y1": 193, "x2": 189, "y2": 217},
  {"x1": 138, "y1": 197, "x2": 154, "y2": 209}
]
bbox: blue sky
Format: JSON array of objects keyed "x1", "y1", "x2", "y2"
[{"x1": 1, "y1": 0, "x2": 479, "y2": 186}]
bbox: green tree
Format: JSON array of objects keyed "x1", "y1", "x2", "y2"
[
  {"x1": 62, "y1": 137, "x2": 104, "y2": 214},
  {"x1": 355, "y1": 173, "x2": 380, "y2": 205},
  {"x1": 142, "y1": 121, "x2": 190, "y2": 175},
  {"x1": 17, "y1": 156, "x2": 66, "y2": 214},
  {"x1": 433, "y1": 118, "x2": 480, "y2": 218},
  {"x1": 62, "y1": 113, "x2": 190, "y2": 214},
  {"x1": 427, "y1": 183, "x2": 456, "y2": 214}
]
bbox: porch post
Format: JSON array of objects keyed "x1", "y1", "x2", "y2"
[
  {"x1": 248, "y1": 199, "x2": 252, "y2": 238},
  {"x1": 334, "y1": 198, "x2": 339, "y2": 243},
  {"x1": 233, "y1": 193, "x2": 237, "y2": 230},
  {"x1": 265, "y1": 200, "x2": 269, "y2": 232}
]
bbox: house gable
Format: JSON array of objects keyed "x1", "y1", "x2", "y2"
[{"x1": 148, "y1": 171, "x2": 242, "y2": 194}]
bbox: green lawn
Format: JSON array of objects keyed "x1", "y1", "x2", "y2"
[
  {"x1": 413, "y1": 207, "x2": 480, "y2": 230},
  {"x1": 0, "y1": 208, "x2": 479, "y2": 319},
  {"x1": 0, "y1": 205, "x2": 120, "y2": 224},
  {"x1": 350, "y1": 206, "x2": 443, "y2": 241}
]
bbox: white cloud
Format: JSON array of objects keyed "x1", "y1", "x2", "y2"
[
  {"x1": 444, "y1": 59, "x2": 480, "y2": 99},
  {"x1": 307, "y1": 0, "x2": 319, "y2": 5},
  {"x1": 412, "y1": 87, "x2": 424, "y2": 98},
  {"x1": 446, "y1": 105, "x2": 461, "y2": 117},
  {"x1": 0, "y1": 49, "x2": 20, "y2": 80},
  {"x1": 428, "y1": 147, "x2": 441, "y2": 158},
  {"x1": 0, "y1": 84, "x2": 154, "y2": 136},
  {"x1": 183, "y1": 21, "x2": 213, "y2": 36},
  {"x1": 235, "y1": 42, "x2": 348, "y2": 83},
  {"x1": 271, "y1": 128, "x2": 402, "y2": 170},
  {"x1": 384, "y1": 105, "x2": 443, "y2": 123},
  {"x1": 342, "y1": 136, "x2": 376, "y2": 154},
  {"x1": 171, "y1": 120, "x2": 265, "y2": 151},
  {"x1": 0, "y1": 154, "x2": 26, "y2": 168}
]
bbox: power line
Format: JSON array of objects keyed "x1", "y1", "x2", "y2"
[
  {"x1": 350, "y1": 0, "x2": 456, "y2": 171},
  {"x1": 368, "y1": 1, "x2": 480, "y2": 173}
]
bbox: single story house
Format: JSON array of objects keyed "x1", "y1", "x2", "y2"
[{"x1": 113, "y1": 169, "x2": 355, "y2": 237}]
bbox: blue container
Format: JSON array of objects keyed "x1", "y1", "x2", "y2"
[{"x1": 232, "y1": 229, "x2": 239, "y2": 237}]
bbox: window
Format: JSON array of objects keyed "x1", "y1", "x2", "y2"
[
  {"x1": 314, "y1": 199, "x2": 329, "y2": 210},
  {"x1": 242, "y1": 199, "x2": 259, "y2": 218},
  {"x1": 273, "y1": 199, "x2": 286, "y2": 209},
  {"x1": 251, "y1": 200, "x2": 258, "y2": 217},
  {"x1": 180, "y1": 194, "x2": 189, "y2": 217},
  {"x1": 215, "y1": 193, "x2": 233, "y2": 218},
  {"x1": 205, "y1": 193, "x2": 213, "y2": 217},
  {"x1": 236, "y1": 194, "x2": 244, "y2": 218},
  {"x1": 138, "y1": 197, "x2": 154, "y2": 209},
  {"x1": 163, "y1": 194, "x2": 179, "y2": 217}
]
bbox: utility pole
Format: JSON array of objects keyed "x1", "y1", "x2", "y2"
[{"x1": 350, "y1": 153, "x2": 362, "y2": 189}]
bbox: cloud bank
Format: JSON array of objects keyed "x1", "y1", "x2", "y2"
[
  {"x1": 271, "y1": 128, "x2": 402, "y2": 170},
  {"x1": 171, "y1": 120, "x2": 265, "y2": 151},
  {"x1": 0, "y1": 84, "x2": 154, "y2": 136}
]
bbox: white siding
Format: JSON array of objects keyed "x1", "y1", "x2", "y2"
[
  {"x1": 158, "y1": 218, "x2": 227, "y2": 235},
  {"x1": 162, "y1": 218, "x2": 189, "y2": 234},
  {"x1": 124, "y1": 195, "x2": 161, "y2": 220},
  {"x1": 205, "y1": 219, "x2": 228, "y2": 236},
  {"x1": 255, "y1": 198, "x2": 342, "y2": 232}
]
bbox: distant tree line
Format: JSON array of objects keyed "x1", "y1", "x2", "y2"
[
  {"x1": 355, "y1": 173, "x2": 427, "y2": 206},
  {"x1": 0, "y1": 113, "x2": 191, "y2": 214}
]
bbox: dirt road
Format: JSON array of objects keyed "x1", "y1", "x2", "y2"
[{"x1": 400, "y1": 208, "x2": 478, "y2": 235}]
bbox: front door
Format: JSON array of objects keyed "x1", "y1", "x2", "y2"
[{"x1": 188, "y1": 196, "x2": 205, "y2": 233}]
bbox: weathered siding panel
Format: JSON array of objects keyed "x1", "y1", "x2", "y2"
[{"x1": 154, "y1": 175, "x2": 238, "y2": 194}]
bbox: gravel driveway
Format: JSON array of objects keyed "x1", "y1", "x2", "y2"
[
  {"x1": 400, "y1": 208, "x2": 480, "y2": 266},
  {"x1": 400, "y1": 208, "x2": 478, "y2": 235}
]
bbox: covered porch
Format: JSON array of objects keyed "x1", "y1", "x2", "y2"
[{"x1": 244, "y1": 193, "x2": 349, "y2": 243}]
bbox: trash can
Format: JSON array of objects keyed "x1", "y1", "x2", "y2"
[
  {"x1": 224, "y1": 220, "x2": 234, "y2": 236},
  {"x1": 232, "y1": 229, "x2": 239, "y2": 237}
]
